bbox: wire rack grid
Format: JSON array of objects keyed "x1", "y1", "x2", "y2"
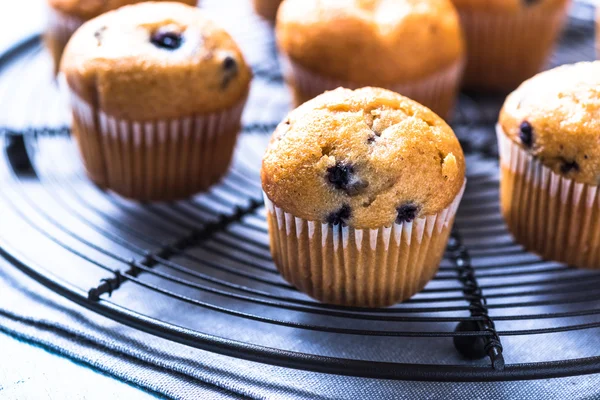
[{"x1": 1, "y1": 0, "x2": 600, "y2": 382}]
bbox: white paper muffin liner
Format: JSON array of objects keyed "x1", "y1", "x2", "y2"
[
  {"x1": 46, "y1": 8, "x2": 85, "y2": 73},
  {"x1": 282, "y1": 57, "x2": 465, "y2": 119},
  {"x1": 263, "y1": 182, "x2": 465, "y2": 307},
  {"x1": 497, "y1": 124, "x2": 600, "y2": 268},
  {"x1": 458, "y1": 4, "x2": 569, "y2": 90},
  {"x1": 69, "y1": 91, "x2": 247, "y2": 201}
]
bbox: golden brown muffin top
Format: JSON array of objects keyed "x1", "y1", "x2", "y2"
[
  {"x1": 450, "y1": 0, "x2": 568, "y2": 13},
  {"x1": 499, "y1": 62, "x2": 600, "y2": 186},
  {"x1": 276, "y1": 0, "x2": 464, "y2": 85},
  {"x1": 48, "y1": 0, "x2": 198, "y2": 21},
  {"x1": 61, "y1": 2, "x2": 251, "y2": 120},
  {"x1": 261, "y1": 87, "x2": 466, "y2": 229}
]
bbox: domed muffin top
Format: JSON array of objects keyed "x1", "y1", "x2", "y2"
[
  {"x1": 499, "y1": 62, "x2": 600, "y2": 186},
  {"x1": 449, "y1": 0, "x2": 568, "y2": 13},
  {"x1": 48, "y1": 0, "x2": 198, "y2": 20},
  {"x1": 61, "y1": 2, "x2": 251, "y2": 120},
  {"x1": 276, "y1": 0, "x2": 464, "y2": 85},
  {"x1": 261, "y1": 87, "x2": 466, "y2": 229}
]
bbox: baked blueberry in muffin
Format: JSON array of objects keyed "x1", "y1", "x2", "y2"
[
  {"x1": 61, "y1": 2, "x2": 252, "y2": 200},
  {"x1": 262, "y1": 87, "x2": 466, "y2": 307},
  {"x1": 498, "y1": 61, "x2": 600, "y2": 268},
  {"x1": 45, "y1": 0, "x2": 197, "y2": 73}
]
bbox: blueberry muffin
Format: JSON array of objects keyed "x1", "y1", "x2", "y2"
[
  {"x1": 61, "y1": 2, "x2": 251, "y2": 201},
  {"x1": 46, "y1": 0, "x2": 198, "y2": 73},
  {"x1": 276, "y1": 0, "x2": 465, "y2": 119},
  {"x1": 261, "y1": 87, "x2": 466, "y2": 307},
  {"x1": 498, "y1": 62, "x2": 600, "y2": 268},
  {"x1": 451, "y1": 0, "x2": 570, "y2": 91},
  {"x1": 253, "y1": 0, "x2": 282, "y2": 21}
]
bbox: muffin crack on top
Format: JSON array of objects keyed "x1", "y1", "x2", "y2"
[{"x1": 262, "y1": 87, "x2": 466, "y2": 230}]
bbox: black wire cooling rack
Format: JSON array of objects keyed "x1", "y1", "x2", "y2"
[{"x1": 1, "y1": 0, "x2": 600, "y2": 382}]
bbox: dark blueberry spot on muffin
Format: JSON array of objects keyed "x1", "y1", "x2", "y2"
[
  {"x1": 560, "y1": 159, "x2": 580, "y2": 174},
  {"x1": 94, "y1": 26, "x2": 106, "y2": 46},
  {"x1": 519, "y1": 121, "x2": 533, "y2": 148},
  {"x1": 396, "y1": 203, "x2": 420, "y2": 224},
  {"x1": 326, "y1": 204, "x2": 351, "y2": 226},
  {"x1": 523, "y1": 0, "x2": 540, "y2": 5},
  {"x1": 151, "y1": 31, "x2": 183, "y2": 50},
  {"x1": 367, "y1": 134, "x2": 376, "y2": 144},
  {"x1": 584, "y1": 155, "x2": 589, "y2": 160},
  {"x1": 223, "y1": 55, "x2": 237, "y2": 70},
  {"x1": 326, "y1": 162, "x2": 368, "y2": 196},
  {"x1": 221, "y1": 55, "x2": 239, "y2": 89}
]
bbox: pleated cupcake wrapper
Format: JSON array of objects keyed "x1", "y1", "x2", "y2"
[
  {"x1": 458, "y1": 4, "x2": 569, "y2": 90},
  {"x1": 263, "y1": 183, "x2": 465, "y2": 308},
  {"x1": 46, "y1": 8, "x2": 85, "y2": 73},
  {"x1": 282, "y1": 57, "x2": 465, "y2": 119},
  {"x1": 69, "y1": 91, "x2": 247, "y2": 201},
  {"x1": 497, "y1": 125, "x2": 600, "y2": 268}
]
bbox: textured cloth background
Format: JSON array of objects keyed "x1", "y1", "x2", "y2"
[{"x1": 4, "y1": 256, "x2": 600, "y2": 399}]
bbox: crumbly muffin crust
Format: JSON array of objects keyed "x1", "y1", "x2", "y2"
[
  {"x1": 450, "y1": 0, "x2": 568, "y2": 13},
  {"x1": 499, "y1": 62, "x2": 600, "y2": 186},
  {"x1": 261, "y1": 87, "x2": 466, "y2": 229},
  {"x1": 276, "y1": 0, "x2": 464, "y2": 84},
  {"x1": 48, "y1": 0, "x2": 198, "y2": 21},
  {"x1": 61, "y1": 2, "x2": 251, "y2": 120}
]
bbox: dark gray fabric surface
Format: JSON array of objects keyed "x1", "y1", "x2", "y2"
[{"x1": 3, "y1": 254, "x2": 600, "y2": 400}]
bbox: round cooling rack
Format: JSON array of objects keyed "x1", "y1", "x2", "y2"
[{"x1": 1, "y1": 0, "x2": 600, "y2": 382}]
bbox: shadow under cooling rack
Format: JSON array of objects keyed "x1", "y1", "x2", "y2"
[{"x1": 1, "y1": 0, "x2": 600, "y2": 382}]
